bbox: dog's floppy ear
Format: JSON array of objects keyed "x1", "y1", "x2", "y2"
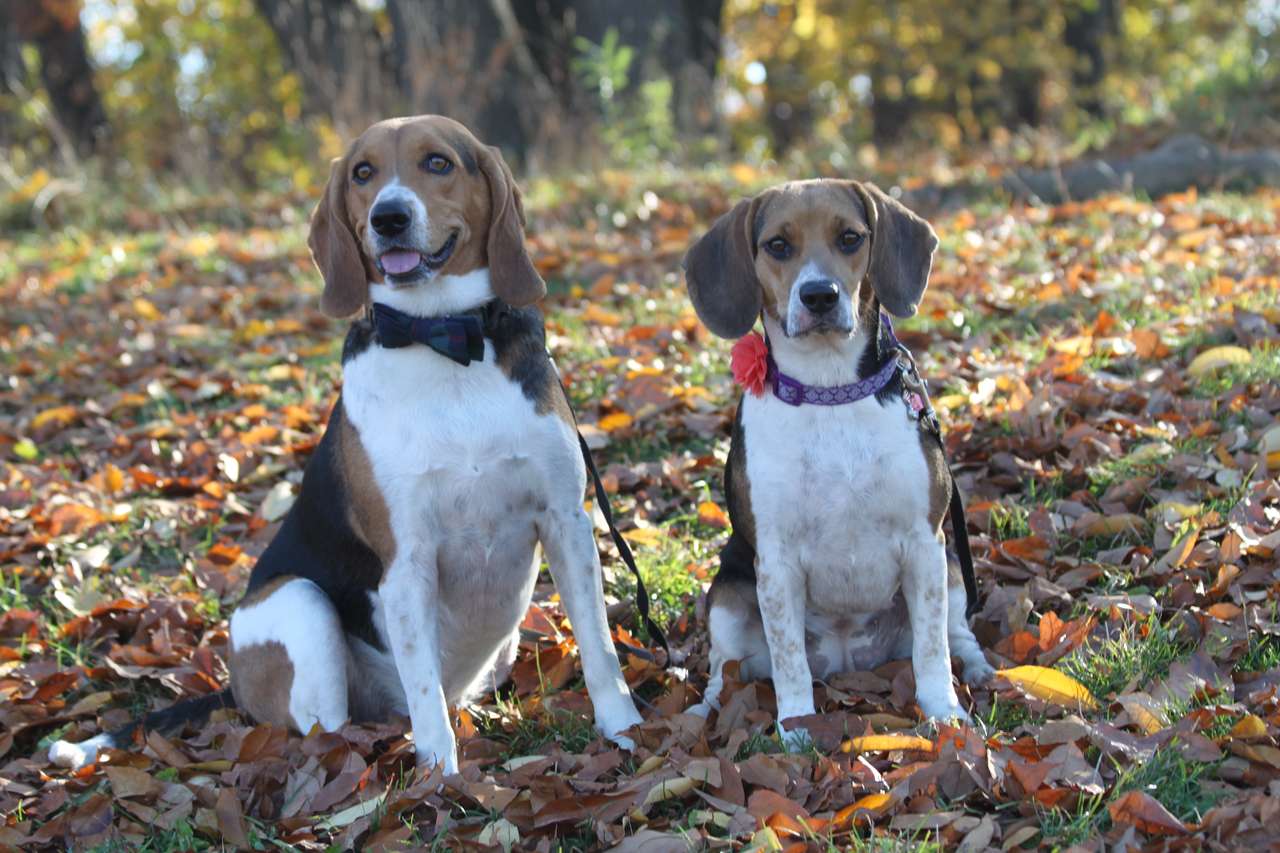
[
  {"x1": 682, "y1": 197, "x2": 763, "y2": 339},
  {"x1": 850, "y1": 182, "x2": 938, "y2": 318},
  {"x1": 309, "y1": 156, "x2": 369, "y2": 318},
  {"x1": 478, "y1": 144, "x2": 545, "y2": 307}
]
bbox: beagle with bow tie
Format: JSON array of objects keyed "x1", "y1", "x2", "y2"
[
  {"x1": 51, "y1": 115, "x2": 643, "y2": 773},
  {"x1": 683, "y1": 180, "x2": 992, "y2": 742}
]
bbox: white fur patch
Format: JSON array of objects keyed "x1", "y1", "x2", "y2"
[
  {"x1": 367, "y1": 177, "x2": 430, "y2": 258},
  {"x1": 341, "y1": 290, "x2": 639, "y2": 767},
  {"x1": 229, "y1": 577, "x2": 349, "y2": 732},
  {"x1": 48, "y1": 732, "x2": 115, "y2": 770},
  {"x1": 369, "y1": 268, "x2": 495, "y2": 318}
]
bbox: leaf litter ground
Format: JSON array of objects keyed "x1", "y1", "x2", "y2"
[{"x1": 1, "y1": 178, "x2": 1279, "y2": 851}]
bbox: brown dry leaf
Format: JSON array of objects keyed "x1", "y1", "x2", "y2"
[{"x1": 1108, "y1": 790, "x2": 1188, "y2": 835}]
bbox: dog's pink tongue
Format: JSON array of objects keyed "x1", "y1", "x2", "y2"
[{"x1": 380, "y1": 251, "x2": 421, "y2": 275}]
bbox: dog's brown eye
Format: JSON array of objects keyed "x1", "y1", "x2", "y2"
[
  {"x1": 763, "y1": 236, "x2": 791, "y2": 260},
  {"x1": 423, "y1": 154, "x2": 453, "y2": 175},
  {"x1": 838, "y1": 229, "x2": 865, "y2": 254},
  {"x1": 352, "y1": 162, "x2": 375, "y2": 184}
]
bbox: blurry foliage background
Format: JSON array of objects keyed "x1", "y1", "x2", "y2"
[{"x1": 0, "y1": 0, "x2": 1277, "y2": 221}]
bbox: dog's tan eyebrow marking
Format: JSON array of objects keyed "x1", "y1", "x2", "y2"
[{"x1": 439, "y1": 129, "x2": 479, "y2": 174}]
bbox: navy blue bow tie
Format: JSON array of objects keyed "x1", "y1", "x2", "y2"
[{"x1": 370, "y1": 302, "x2": 486, "y2": 365}]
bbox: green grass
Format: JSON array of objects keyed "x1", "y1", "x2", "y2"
[
  {"x1": 1193, "y1": 343, "x2": 1280, "y2": 398},
  {"x1": 1058, "y1": 615, "x2": 1192, "y2": 700},
  {"x1": 1236, "y1": 631, "x2": 1280, "y2": 674}
]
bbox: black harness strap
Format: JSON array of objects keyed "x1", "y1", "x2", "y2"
[{"x1": 577, "y1": 432, "x2": 671, "y2": 663}]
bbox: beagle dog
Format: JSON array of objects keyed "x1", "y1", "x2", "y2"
[
  {"x1": 682, "y1": 180, "x2": 992, "y2": 743},
  {"x1": 50, "y1": 115, "x2": 642, "y2": 773}
]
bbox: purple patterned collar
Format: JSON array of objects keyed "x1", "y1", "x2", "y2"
[{"x1": 766, "y1": 315, "x2": 902, "y2": 406}]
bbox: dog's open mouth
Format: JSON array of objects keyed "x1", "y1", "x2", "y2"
[{"x1": 377, "y1": 231, "x2": 458, "y2": 280}]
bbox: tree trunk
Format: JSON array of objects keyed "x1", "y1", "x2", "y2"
[
  {"x1": 252, "y1": 0, "x2": 396, "y2": 137},
  {"x1": 1063, "y1": 0, "x2": 1115, "y2": 118},
  {"x1": 0, "y1": 8, "x2": 23, "y2": 147},
  {"x1": 6, "y1": 0, "x2": 110, "y2": 157},
  {"x1": 674, "y1": 0, "x2": 723, "y2": 136}
]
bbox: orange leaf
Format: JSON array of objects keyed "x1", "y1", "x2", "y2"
[
  {"x1": 31, "y1": 405, "x2": 78, "y2": 431},
  {"x1": 1108, "y1": 791, "x2": 1188, "y2": 835},
  {"x1": 842, "y1": 734, "x2": 934, "y2": 753},
  {"x1": 598, "y1": 412, "x2": 632, "y2": 432},
  {"x1": 697, "y1": 501, "x2": 729, "y2": 529}
]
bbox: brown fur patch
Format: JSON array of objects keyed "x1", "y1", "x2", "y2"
[
  {"x1": 918, "y1": 431, "x2": 952, "y2": 533},
  {"x1": 229, "y1": 640, "x2": 296, "y2": 730},
  {"x1": 237, "y1": 574, "x2": 295, "y2": 609},
  {"x1": 336, "y1": 402, "x2": 397, "y2": 567},
  {"x1": 725, "y1": 404, "x2": 756, "y2": 548},
  {"x1": 748, "y1": 181, "x2": 873, "y2": 330},
  {"x1": 310, "y1": 115, "x2": 544, "y2": 312}
]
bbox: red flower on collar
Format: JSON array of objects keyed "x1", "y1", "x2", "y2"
[{"x1": 730, "y1": 332, "x2": 769, "y2": 397}]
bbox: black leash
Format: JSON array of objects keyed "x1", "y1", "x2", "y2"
[
  {"x1": 885, "y1": 321, "x2": 981, "y2": 620},
  {"x1": 948, "y1": 468, "x2": 981, "y2": 619},
  {"x1": 577, "y1": 432, "x2": 671, "y2": 663}
]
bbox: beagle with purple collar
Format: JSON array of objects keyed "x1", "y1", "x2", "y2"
[
  {"x1": 683, "y1": 180, "x2": 993, "y2": 743},
  {"x1": 50, "y1": 115, "x2": 642, "y2": 773}
]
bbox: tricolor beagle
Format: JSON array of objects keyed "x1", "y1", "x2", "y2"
[
  {"x1": 50, "y1": 115, "x2": 642, "y2": 773},
  {"x1": 682, "y1": 180, "x2": 993, "y2": 743}
]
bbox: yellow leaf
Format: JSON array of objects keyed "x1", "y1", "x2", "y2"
[
  {"x1": 132, "y1": 297, "x2": 161, "y2": 321},
  {"x1": 598, "y1": 412, "x2": 632, "y2": 432},
  {"x1": 1231, "y1": 714, "x2": 1268, "y2": 739},
  {"x1": 1076, "y1": 513, "x2": 1145, "y2": 537},
  {"x1": 31, "y1": 405, "x2": 78, "y2": 431},
  {"x1": 842, "y1": 734, "x2": 934, "y2": 753},
  {"x1": 997, "y1": 665, "x2": 1098, "y2": 710},
  {"x1": 622, "y1": 527, "x2": 663, "y2": 547},
  {"x1": 1187, "y1": 345, "x2": 1251, "y2": 378},
  {"x1": 1118, "y1": 696, "x2": 1165, "y2": 735},
  {"x1": 642, "y1": 775, "x2": 698, "y2": 805},
  {"x1": 729, "y1": 163, "x2": 760, "y2": 184}
]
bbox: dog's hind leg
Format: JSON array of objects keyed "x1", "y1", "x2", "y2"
[
  {"x1": 946, "y1": 568, "x2": 994, "y2": 685},
  {"x1": 690, "y1": 575, "x2": 769, "y2": 718},
  {"x1": 230, "y1": 575, "x2": 349, "y2": 734}
]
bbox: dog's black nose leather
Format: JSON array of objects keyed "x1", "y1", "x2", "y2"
[
  {"x1": 799, "y1": 280, "x2": 840, "y2": 313},
  {"x1": 371, "y1": 202, "x2": 412, "y2": 237}
]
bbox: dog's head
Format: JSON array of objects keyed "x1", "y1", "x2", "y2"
[
  {"x1": 682, "y1": 180, "x2": 937, "y2": 339},
  {"x1": 308, "y1": 115, "x2": 545, "y2": 317}
]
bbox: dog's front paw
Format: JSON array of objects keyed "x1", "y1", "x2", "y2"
[
  {"x1": 686, "y1": 701, "x2": 713, "y2": 719},
  {"x1": 414, "y1": 737, "x2": 459, "y2": 777},
  {"x1": 598, "y1": 704, "x2": 643, "y2": 750},
  {"x1": 776, "y1": 721, "x2": 813, "y2": 752},
  {"x1": 962, "y1": 657, "x2": 996, "y2": 686},
  {"x1": 917, "y1": 690, "x2": 970, "y2": 725}
]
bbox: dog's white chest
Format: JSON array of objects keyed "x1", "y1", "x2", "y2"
[
  {"x1": 742, "y1": 392, "x2": 930, "y2": 613},
  {"x1": 341, "y1": 342, "x2": 575, "y2": 641}
]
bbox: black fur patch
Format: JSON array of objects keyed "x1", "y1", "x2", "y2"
[{"x1": 243, "y1": 400, "x2": 385, "y2": 650}]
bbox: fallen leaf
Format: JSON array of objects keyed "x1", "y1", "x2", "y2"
[
  {"x1": 1108, "y1": 790, "x2": 1188, "y2": 835},
  {"x1": 998, "y1": 666, "x2": 1098, "y2": 710}
]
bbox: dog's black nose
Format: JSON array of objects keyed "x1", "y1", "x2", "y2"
[
  {"x1": 370, "y1": 202, "x2": 412, "y2": 238},
  {"x1": 798, "y1": 280, "x2": 840, "y2": 313}
]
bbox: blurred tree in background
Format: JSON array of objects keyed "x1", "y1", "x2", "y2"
[{"x1": 0, "y1": 0, "x2": 1276, "y2": 200}]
